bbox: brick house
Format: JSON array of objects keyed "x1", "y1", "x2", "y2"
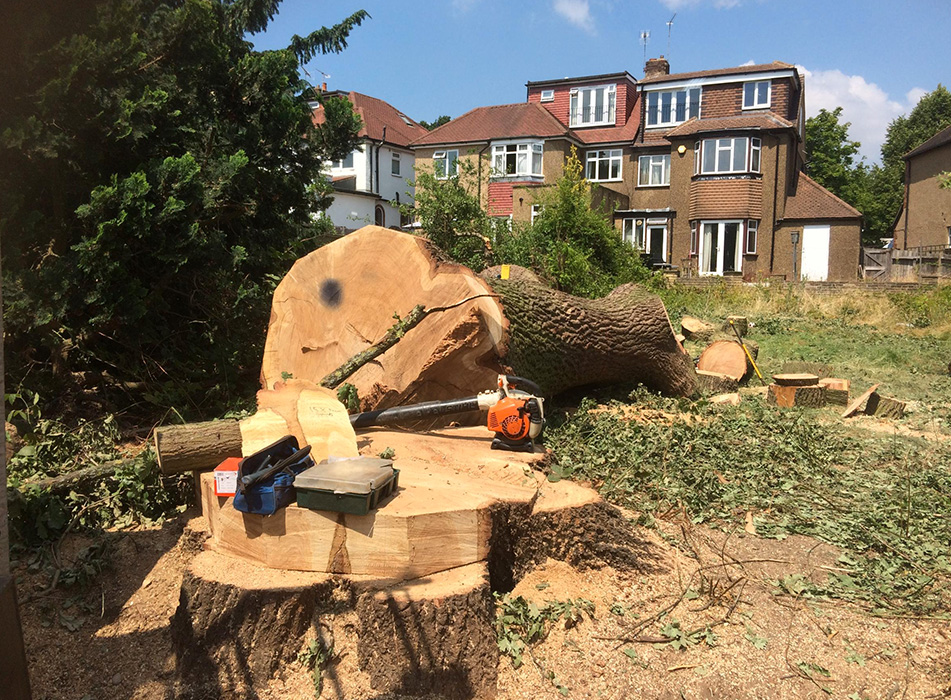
[
  {"x1": 410, "y1": 60, "x2": 862, "y2": 281},
  {"x1": 312, "y1": 91, "x2": 428, "y2": 232},
  {"x1": 892, "y1": 124, "x2": 951, "y2": 250}
]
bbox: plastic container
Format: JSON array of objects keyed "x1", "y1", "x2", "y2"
[
  {"x1": 233, "y1": 435, "x2": 314, "y2": 516},
  {"x1": 295, "y1": 457, "x2": 399, "y2": 515}
]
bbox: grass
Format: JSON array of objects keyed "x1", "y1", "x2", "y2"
[{"x1": 543, "y1": 282, "x2": 951, "y2": 615}]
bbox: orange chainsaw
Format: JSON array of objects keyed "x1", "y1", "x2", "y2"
[{"x1": 349, "y1": 375, "x2": 545, "y2": 452}]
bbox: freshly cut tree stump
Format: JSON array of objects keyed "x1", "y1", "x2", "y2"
[
  {"x1": 695, "y1": 369, "x2": 739, "y2": 394},
  {"x1": 697, "y1": 340, "x2": 749, "y2": 381},
  {"x1": 773, "y1": 373, "x2": 820, "y2": 387},
  {"x1": 818, "y1": 377, "x2": 850, "y2": 392},
  {"x1": 723, "y1": 315, "x2": 749, "y2": 336},
  {"x1": 865, "y1": 393, "x2": 906, "y2": 419},
  {"x1": 819, "y1": 378, "x2": 850, "y2": 406},
  {"x1": 260, "y1": 226, "x2": 695, "y2": 408}
]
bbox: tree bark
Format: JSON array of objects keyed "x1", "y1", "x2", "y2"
[{"x1": 154, "y1": 419, "x2": 241, "y2": 475}]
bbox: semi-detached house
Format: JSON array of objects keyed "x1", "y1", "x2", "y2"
[{"x1": 411, "y1": 59, "x2": 863, "y2": 281}]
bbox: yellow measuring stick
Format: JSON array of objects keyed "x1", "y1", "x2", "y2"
[{"x1": 730, "y1": 319, "x2": 766, "y2": 385}]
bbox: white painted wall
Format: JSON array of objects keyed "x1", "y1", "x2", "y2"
[{"x1": 800, "y1": 224, "x2": 831, "y2": 281}]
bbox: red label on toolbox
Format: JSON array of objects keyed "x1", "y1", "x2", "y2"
[{"x1": 214, "y1": 457, "x2": 241, "y2": 497}]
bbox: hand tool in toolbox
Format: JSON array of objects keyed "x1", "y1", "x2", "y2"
[{"x1": 348, "y1": 374, "x2": 545, "y2": 452}]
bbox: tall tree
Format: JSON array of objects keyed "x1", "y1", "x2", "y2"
[
  {"x1": 419, "y1": 115, "x2": 452, "y2": 131},
  {"x1": 805, "y1": 107, "x2": 863, "y2": 201},
  {"x1": 0, "y1": 0, "x2": 368, "y2": 415}
]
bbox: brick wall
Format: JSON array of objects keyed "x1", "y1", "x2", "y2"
[
  {"x1": 698, "y1": 78, "x2": 794, "y2": 121},
  {"x1": 528, "y1": 79, "x2": 636, "y2": 128}
]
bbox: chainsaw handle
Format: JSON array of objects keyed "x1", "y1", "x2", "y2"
[{"x1": 503, "y1": 375, "x2": 543, "y2": 397}]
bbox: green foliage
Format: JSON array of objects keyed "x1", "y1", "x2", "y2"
[
  {"x1": 296, "y1": 637, "x2": 333, "y2": 698},
  {"x1": 336, "y1": 383, "x2": 360, "y2": 414},
  {"x1": 545, "y1": 394, "x2": 951, "y2": 613},
  {"x1": 495, "y1": 147, "x2": 651, "y2": 297},
  {"x1": 0, "y1": 0, "x2": 368, "y2": 417},
  {"x1": 805, "y1": 107, "x2": 864, "y2": 202},
  {"x1": 495, "y1": 593, "x2": 593, "y2": 669},
  {"x1": 654, "y1": 619, "x2": 717, "y2": 650},
  {"x1": 407, "y1": 156, "x2": 495, "y2": 271},
  {"x1": 419, "y1": 115, "x2": 451, "y2": 131}
]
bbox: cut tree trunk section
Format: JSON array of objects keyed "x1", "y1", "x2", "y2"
[
  {"x1": 260, "y1": 226, "x2": 696, "y2": 409},
  {"x1": 697, "y1": 339, "x2": 753, "y2": 381}
]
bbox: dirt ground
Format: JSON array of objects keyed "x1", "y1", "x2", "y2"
[{"x1": 14, "y1": 500, "x2": 951, "y2": 700}]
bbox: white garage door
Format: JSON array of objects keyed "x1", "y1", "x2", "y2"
[{"x1": 800, "y1": 225, "x2": 830, "y2": 281}]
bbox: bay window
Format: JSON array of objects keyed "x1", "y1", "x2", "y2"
[
  {"x1": 433, "y1": 150, "x2": 458, "y2": 179},
  {"x1": 586, "y1": 149, "x2": 622, "y2": 181},
  {"x1": 645, "y1": 87, "x2": 701, "y2": 127},
  {"x1": 492, "y1": 142, "x2": 543, "y2": 177},
  {"x1": 696, "y1": 137, "x2": 762, "y2": 175},
  {"x1": 570, "y1": 84, "x2": 616, "y2": 127},
  {"x1": 637, "y1": 154, "x2": 670, "y2": 186}
]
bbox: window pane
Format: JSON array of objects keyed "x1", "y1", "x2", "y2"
[
  {"x1": 448, "y1": 151, "x2": 458, "y2": 176},
  {"x1": 744, "y1": 82, "x2": 755, "y2": 107},
  {"x1": 639, "y1": 156, "x2": 649, "y2": 184},
  {"x1": 751, "y1": 141, "x2": 761, "y2": 172},
  {"x1": 688, "y1": 89, "x2": 701, "y2": 119},
  {"x1": 661, "y1": 92, "x2": 672, "y2": 123},
  {"x1": 532, "y1": 148, "x2": 542, "y2": 175},
  {"x1": 675, "y1": 93, "x2": 686, "y2": 122},
  {"x1": 647, "y1": 93, "x2": 658, "y2": 125},
  {"x1": 717, "y1": 141, "x2": 731, "y2": 171},
  {"x1": 608, "y1": 89, "x2": 615, "y2": 122},
  {"x1": 757, "y1": 81, "x2": 769, "y2": 104},
  {"x1": 610, "y1": 159, "x2": 620, "y2": 179},
  {"x1": 703, "y1": 141, "x2": 715, "y2": 172},
  {"x1": 570, "y1": 92, "x2": 579, "y2": 124},
  {"x1": 733, "y1": 138, "x2": 746, "y2": 171}
]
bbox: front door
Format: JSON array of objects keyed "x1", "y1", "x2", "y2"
[
  {"x1": 700, "y1": 221, "x2": 742, "y2": 275},
  {"x1": 648, "y1": 224, "x2": 667, "y2": 265}
]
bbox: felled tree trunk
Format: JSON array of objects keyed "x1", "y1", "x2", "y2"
[{"x1": 261, "y1": 226, "x2": 695, "y2": 407}]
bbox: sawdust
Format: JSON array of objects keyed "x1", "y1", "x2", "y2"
[{"x1": 16, "y1": 509, "x2": 951, "y2": 699}]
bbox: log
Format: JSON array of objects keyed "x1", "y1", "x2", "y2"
[
  {"x1": 773, "y1": 373, "x2": 820, "y2": 387},
  {"x1": 819, "y1": 378, "x2": 850, "y2": 406},
  {"x1": 767, "y1": 384, "x2": 826, "y2": 408},
  {"x1": 681, "y1": 315, "x2": 715, "y2": 342},
  {"x1": 695, "y1": 369, "x2": 739, "y2": 394},
  {"x1": 154, "y1": 420, "x2": 241, "y2": 475},
  {"x1": 261, "y1": 226, "x2": 695, "y2": 407},
  {"x1": 723, "y1": 315, "x2": 748, "y2": 336},
  {"x1": 842, "y1": 383, "x2": 880, "y2": 418},
  {"x1": 697, "y1": 340, "x2": 749, "y2": 381},
  {"x1": 865, "y1": 393, "x2": 906, "y2": 419}
]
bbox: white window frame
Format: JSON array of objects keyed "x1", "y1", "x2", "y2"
[
  {"x1": 743, "y1": 80, "x2": 771, "y2": 110},
  {"x1": 569, "y1": 84, "x2": 617, "y2": 127},
  {"x1": 698, "y1": 137, "x2": 761, "y2": 175},
  {"x1": 540, "y1": 89, "x2": 555, "y2": 103},
  {"x1": 491, "y1": 141, "x2": 543, "y2": 178},
  {"x1": 585, "y1": 149, "x2": 623, "y2": 182},
  {"x1": 433, "y1": 150, "x2": 458, "y2": 179},
  {"x1": 699, "y1": 220, "x2": 745, "y2": 276},
  {"x1": 531, "y1": 204, "x2": 543, "y2": 224},
  {"x1": 746, "y1": 220, "x2": 758, "y2": 255},
  {"x1": 333, "y1": 150, "x2": 356, "y2": 170},
  {"x1": 622, "y1": 219, "x2": 646, "y2": 251},
  {"x1": 637, "y1": 154, "x2": 670, "y2": 187},
  {"x1": 645, "y1": 87, "x2": 701, "y2": 128},
  {"x1": 391, "y1": 152, "x2": 401, "y2": 176},
  {"x1": 645, "y1": 218, "x2": 669, "y2": 264}
]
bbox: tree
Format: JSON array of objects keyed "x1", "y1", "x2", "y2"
[
  {"x1": 805, "y1": 107, "x2": 863, "y2": 202},
  {"x1": 495, "y1": 148, "x2": 648, "y2": 297},
  {"x1": 865, "y1": 84, "x2": 951, "y2": 241},
  {"x1": 419, "y1": 115, "x2": 452, "y2": 131},
  {"x1": 0, "y1": 0, "x2": 368, "y2": 416}
]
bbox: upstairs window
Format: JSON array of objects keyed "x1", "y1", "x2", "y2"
[
  {"x1": 570, "y1": 84, "x2": 616, "y2": 127},
  {"x1": 743, "y1": 80, "x2": 771, "y2": 109},
  {"x1": 492, "y1": 142, "x2": 543, "y2": 177},
  {"x1": 433, "y1": 150, "x2": 458, "y2": 179},
  {"x1": 696, "y1": 137, "x2": 762, "y2": 175},
  {"x1": 585, "y1": 149, "x2": 622, "y2": 181},
  {"x1": 540, "y1": 89, "x2": 555, "y2": 103},
  {"x1": 646, "y1": 87, "x2": 701, "y2": 127},
  {"x1": 333, "y1": 150, "x2": 356, "y2": 169},
  {"x1": 391, "y1": 152, "x2": 401, "y2": 176},
  {"x1": 637, "y1": 154, "x2": 670, "y2": 186}
]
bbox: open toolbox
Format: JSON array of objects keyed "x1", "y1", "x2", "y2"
[
  {"x1": 232, "y1": 435, "x2": 314, "y2": 516},
  {"x1": 295, "y1": 457, "x2": 399, "y2": 515}
]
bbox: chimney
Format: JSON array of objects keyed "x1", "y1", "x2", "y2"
[
  {"x1": 644, "y1": 56, "x2": 670, "y2": 80},
  {"x1": 321, "y1": 82, "x2": 327, "y2": 92}
]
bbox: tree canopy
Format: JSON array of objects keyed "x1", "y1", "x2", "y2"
[
  {"x1": 0, "y1": 0, "x2": 368, "y2": 416},
  {"x1": 805, "y1": 107, "x2": 863, "y2": 202}
]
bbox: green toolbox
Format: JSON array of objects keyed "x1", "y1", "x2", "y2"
[{"x1": 295, "y1": 457, "x2": 399, "y2": 515}]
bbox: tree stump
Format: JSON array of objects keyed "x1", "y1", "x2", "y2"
[
  {"x1": 695, "y1": 370, "x2": 739, "y2": 394},
  {"x1": 681, "y1": 315, "x2": 715, "y2": 342}
]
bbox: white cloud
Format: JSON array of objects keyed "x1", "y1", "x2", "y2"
[
  {"x1": 797, "y1": 66, "x2": 926, "y2": 163},
  {"x1": 554, "y1": 0, "x2": 596, "y2": 33}
]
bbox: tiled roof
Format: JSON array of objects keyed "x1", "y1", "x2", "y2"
[
  {"x1": 664, "y1": 114, "x2": 794, "y2": 137},
  {"x1": 411, "y1": 103, "x2": 569, "y2": 146},
  {"x1": 312, "y1": 91, "x2": 427, "y2": 147},
  {"x1": 640, "y1": 61, "x2": 796, "y2": 85},
  {"x1": 571, "y1": 117, "x2": 641, "y2": 145},
  {"x1": 783, "y1": 174, "x2": 862, "y2": 220},
  {"x1": 689, "y1": 179, "x2": 764, "y2": 220},
  {"x1": 904, "y1": 123, "x2": 951, "y2": 159}
]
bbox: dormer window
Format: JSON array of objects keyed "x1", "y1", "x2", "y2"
[
  {"x1": 645, "y1": 87, "x2": 701, "y2": 128},
  {"x1": 540, "y1": 89, "x2": 555, "y2": 103},
  {"x1": 743, "y1": 80, "x2": 771, "y2": 109},
  {"x1": 570, "y1": 84, "x2": 616, "y2": 127}
]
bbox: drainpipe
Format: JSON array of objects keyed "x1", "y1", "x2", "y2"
[
  {"x1": 477, "y1": 142, "x2": 491, "y2": 209},
  {"x1": 375, "y1": 125, "x2": 386, "y2": 196},
  {"x1": 903, "y1": 159, "x2": 910, "y2": 249}
]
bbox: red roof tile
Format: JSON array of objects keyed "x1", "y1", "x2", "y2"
[
  {"x1": 904, "y1": 123, "x2": 951, "y2": 159},
  {"x1": 640, "y1": 61, "x2": 796, "y2": 85},
  {"x1": 312, "y1": 91, "x2": 427, "y2": 147},
  {"x1": 412, "y1": 103, "x2": 569, "y2": 146},
  {"x1": 783, "y1": 174, "x2": 862, "y2": 220},
  {"x1": 571, "y1": 116, "x2": 641, "y2": 145},
  {"x1": 663, "y1": 114, "x2": 794, "y2": 138}
]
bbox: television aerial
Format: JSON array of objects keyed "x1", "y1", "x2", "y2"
[
  {"x1": 666, "y1": 13, "x2": 676, "y2": 58},
  {"x1": 640, "y1": 30, "x2": 650, "y2": 62}
]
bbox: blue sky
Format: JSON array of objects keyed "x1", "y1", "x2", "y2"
[{"x1": 252, "y1": 0, "x2": 951, "y2": 163}]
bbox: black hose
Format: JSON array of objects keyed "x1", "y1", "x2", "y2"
[{"x1": 349, "y1": 396, "x2": 481, "y2": 429}]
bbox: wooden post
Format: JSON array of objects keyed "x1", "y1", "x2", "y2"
[{"x1": 0, "y1": 240, "x2": 33, "y2": 698}]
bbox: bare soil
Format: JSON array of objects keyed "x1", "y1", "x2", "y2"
[{"x1": 15, "y1": 501, "x2": 951, "y2": 700}]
